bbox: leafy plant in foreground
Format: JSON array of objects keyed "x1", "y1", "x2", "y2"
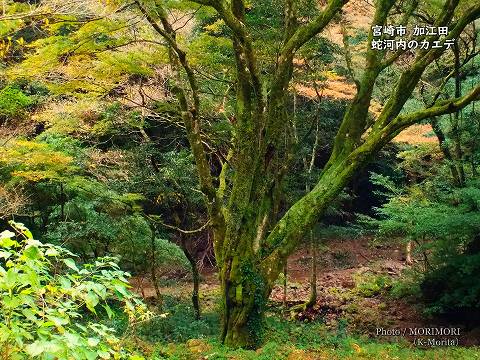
[{"x1": 0, "y1": 221, "x2": 150, "y2": 359}]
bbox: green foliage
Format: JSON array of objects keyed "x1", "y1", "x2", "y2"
[
  {"x1": 297, "y1": 36, "x2": 340, "y2": 64},
  {"x1": 140, "y1": 307, "x2": 480, "y2": 359},
  {"x1": 1, "y1": 0, "x2": 480, "y2": 352},
  {"x1": 315, "y1": 225, "x2": 365, "y2": 241},
  {"x1": 389, "y1": 269, "x2": 422, "y2": 300},
  {"x1": 421, "y1": 253, "x2": 480, "y2": 317},
  {"x1": 0, "y1": 222, "x2": 150, "y2": 359},
  {"x1": 137, "y1": 297, "x2": 219, "y2": 344},
  {"x1": 0, "y1": 139, "x2": 76, "y2": 182},
  {"x1": 153, "y1": 238, "x2": 190, "y2": 271},
  {"x1": 353, "y1": 272, "x2": 392, "y2": 298},
  {"x1": 45, "y1": 193, "x2": 189, "y2": 274},
  {"x1": 0, "y1": 85, "x2": 33, "y2": 120},
  {"x1": 370, "y1": 175, "x2": 480, "y2": 263},
  {"x1": 369, "y1": 139, "x2": 480, "y2": 317}
]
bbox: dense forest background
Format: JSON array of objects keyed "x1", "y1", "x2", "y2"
[{"x1": 1, "y1": 0, "x2": 480, "y2": 358}]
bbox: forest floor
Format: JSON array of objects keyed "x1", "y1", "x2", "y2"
[{"x1": 129, "y1": 237, "x2": 480, "y2": 359}]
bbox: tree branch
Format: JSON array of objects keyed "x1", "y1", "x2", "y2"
[
  {"x1": 280, "y1": 0, "x2": 347, "y2": 58},
  {"x1": 148, "y1": 215, "x2": 211, "y2": 234},
  {"x1": 394, "y1": 84, "x2": 480, "y2": 129},
  {"x1": 134, "y1": 1, "x2": 224, "y2": 237}
]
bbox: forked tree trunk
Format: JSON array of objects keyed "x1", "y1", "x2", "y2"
[
  {"x1": 218, "y1": 157, "x2": 359, "y2": 347},
  {"x1": 136, "y1": 0, "x2": 480, "y2": 349}
]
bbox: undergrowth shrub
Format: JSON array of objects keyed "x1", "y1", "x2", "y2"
[
  {"x1": 137, "y1": 297, "x2": 219, "y2": 343},
  {"x1": 0, "y1": 221, "x2": 150, "y2": 359},
  {"x1": 0, "y1": 85, "x2": 33, "y2": 120}
]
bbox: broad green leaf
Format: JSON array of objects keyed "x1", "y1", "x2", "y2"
[
  {"x1": 0, "y1": 236, "x2": 16, "y2": 248},
  {"x1": 4, "y1": 268, "x2": 18, "y2": 289},
  {"x1": 23, "y1": 245, "x2": 41, "y2": 260},
  {"x1": 3, "y1": 295, "x2": 22, "y2": 309},
  {"x1": 85, "y1": 291, "x2": 99, "y2": 313},
  {"x1": 91, "y1": 283, "x2": 107, "y2": 299},
  {"x1": 10, "y1": 222, "x2": 33, "y2": 239},
  {"x1": 22, "y1": 308, "x2": 37, "y2": 322},
  {"x1": 102, "y1": 304, "x2": 114, "y2": 319},
  {"x1": 63, "y1": 258, "x2": 79, "y2": 272},
  {"x1": 87, "y1": 337, "x2": 100, "y2": 347},
  {"x1": 25, "y1": 341, "x2": 47, "y2": 357},
  {"x1": 45, "y1": 247, "x2": 60, "y2": 256},
  {"x1": 59, "y1": 276, "x2": 72, "y2": 289},
  {"x1": 97, "y1": 350, "x2": 111, "y2": 359},
  {"x1": 64, "y1": 331, "x2": 81, "y2": 347}
]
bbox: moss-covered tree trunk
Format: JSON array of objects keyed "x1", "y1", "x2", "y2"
[
  {"x1": 220, "y1": 252, "x2": 268, "y2": 347},
  {"x1": 214, "y1": 0, "x2": 480, "y2": 346},
  {"x1": 216, "y1": 152, "x2": 360, "y2": 347},
  {"x1": 138, "y1": 0, "x2": 480, "y2": 348}
]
